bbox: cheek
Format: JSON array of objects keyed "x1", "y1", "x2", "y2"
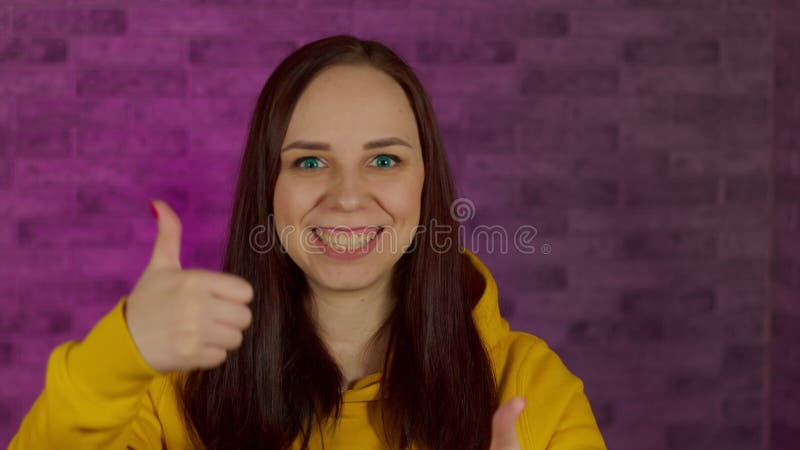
[{"x1": 379, "y1": 177, "x2": 423, "y2": 224}]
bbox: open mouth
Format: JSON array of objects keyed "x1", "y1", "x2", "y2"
[{"x1": 312, "y1": 226, "x2": 384, "y2": 251}]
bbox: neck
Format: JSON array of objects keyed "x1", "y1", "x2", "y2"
[{"x1": 306, "y1": 274, "x2": 395, "y2": 387}]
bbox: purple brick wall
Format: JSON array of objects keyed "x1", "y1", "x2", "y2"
[
  {"x1": 0, "y1": 1, "x2": 794, "y2": 449},
  {"x1": 772, "y1": 2, "x2": 800, "y2": 448}
]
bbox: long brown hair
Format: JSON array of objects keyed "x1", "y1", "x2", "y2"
[{"x1": 175, "y1": 34, "x2": 498, "y2": 450}]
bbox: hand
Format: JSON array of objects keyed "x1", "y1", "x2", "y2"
[
  {"x1": 125, "y1": 199, "x2": 255, "y2": 374},
  {"x1": 489, "y1": 396, "x2": 526, "y2": 450}
]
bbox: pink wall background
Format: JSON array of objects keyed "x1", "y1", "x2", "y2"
[{"x1": 1, "y1": 1, "x2": 797, "y2": 449}]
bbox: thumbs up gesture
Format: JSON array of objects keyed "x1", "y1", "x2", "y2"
[
  {"x1": 489, "y1": 397, "x2": 526, "y2": 450},
  {"x1": 124, "y1": 199, "x2": 255, "y2": 374}
]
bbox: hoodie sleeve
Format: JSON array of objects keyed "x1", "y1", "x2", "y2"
[
  {"x1": 8, "y1": 295, "x2": 167, "y2": 449},
  {"x1": 515, "y1": 336, "x2": 608, "y2": 450}
]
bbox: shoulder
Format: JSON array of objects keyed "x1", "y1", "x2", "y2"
[
  {"x1": 492, "y1": 330, "x2": 582, "y2": 397},
  {"x1": 491, "y1": 331, "x2": 607, "y2": 450}
]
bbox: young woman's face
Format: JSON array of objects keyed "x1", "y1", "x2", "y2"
[{"x1": 274, "y1": 64, "x2": 425, "y2": 292}]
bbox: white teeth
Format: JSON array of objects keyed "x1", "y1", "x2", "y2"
[{"x1": 314, "y1": 228, "x2": 380, "y2": 250}]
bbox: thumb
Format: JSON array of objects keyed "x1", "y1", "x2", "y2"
[
  {"x1": 490, "y1": 397, "x2": 525, "y2": 450},
  {"x1": 148, "y1": 199, "x2": 182, "y2": 270}
]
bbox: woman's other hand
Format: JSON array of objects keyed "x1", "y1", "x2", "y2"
[{"x1": 489, "y1": 396, "x2": 526, "y2": 450}]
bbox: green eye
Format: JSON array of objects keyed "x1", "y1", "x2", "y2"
[
  {"x1": 292, "y1": 156, "x2": 323, "y2": 169},
  {"x1": 373, "y1": 154, "x2": 401, "y2": 168}
]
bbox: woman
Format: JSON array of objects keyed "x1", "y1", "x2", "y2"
[{"x1": 9, "y1": 35, "x2": 607, "y2": 450}]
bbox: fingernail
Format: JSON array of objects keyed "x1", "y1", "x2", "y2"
[{"x1": 150, "y1": 200, "x2": 158, "y2": 220}]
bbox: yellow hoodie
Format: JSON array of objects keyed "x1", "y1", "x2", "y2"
[{"x1": 9, "y1": 249, "x2": 608, "y2": 450}]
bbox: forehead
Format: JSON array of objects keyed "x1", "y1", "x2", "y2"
[{"x1": 283, "y1": 64, "x2": 420, "y2": 147}]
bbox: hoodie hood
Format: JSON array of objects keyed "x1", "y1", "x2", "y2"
[{"x1": 341, "y1": 248, "x2": 510, "y2": 403}]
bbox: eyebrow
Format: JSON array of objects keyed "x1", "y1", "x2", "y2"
[{"x1": 280, "y1": 136, "x2": 413, "y2": 152}]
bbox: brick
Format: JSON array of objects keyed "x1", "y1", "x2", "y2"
[
  {"x1": 716, "y1": 285, "x2": 768, "y2": 312},
  {"x1": 621, "y1": 231, "x2": 716, "y2": 259},
  {"x1": 664, "y1": 306, "x2": 765, "y2": 341},
  {"x1": 462, "y1": 124, "x2": 516, "y2": 157},
  {"x1": 13, "y1": 9, "x2": 126, "y2": 34},
  {"x1": 0, "y1": 158, "x2": 9, "y2": 189},
  {"x1": 622, "y1": 122, "x2": 717, "y2": 151},
  {"x1": 776, "y1": 126, "x2": 800, "y2": 148},
  {"x1": 0, "y1": 342, "x2": 11, "y2": 367},
  {"x1": 567, "y1": 316, "x2": 665, "y2": 344},
  {"x1": 517, "y1": 37, "x2": 621, "y2": 66},
  {"x1": 775, "y1": 149, "x2": 800, "y2": 175},
  {"x1": 777, "y1": 11, "x2": 800, "y2": 32},
  {"x1": 776, "y1": 63, "x2": 800, "y2": 90},
  {"x1": 17, "y1": 97, "x2": 130, "y2": 127},
  {"x1": 77, "y1": 184, "x2": 187, "y2": 218},
  {"x1": 622, "y1": 288, "x2": 715, "y2": 316},
  {"x1": 518, "y1": 123, "x2": 619, "y2": 153},
  {"x1": 722, "y1": 343, "x2": 764, "y2": 377},
  {"x1": 723, "y1": 37, "x2": 772, "y2": 69},
  {"x1": 622, "y1": 64, "x2": 770, "y2": 95},
  {"x1": 0, "y1": 37, "x2": 67, "y2": 64},
  {"x1": 676, "y1": 205, "x2": 770, "y2": 230},
  {"x1": 131, "y1": 97, "x2": 252, "y2": 128},
  {"x1": 521, "y1": 178, "x2": 618, "y2": 207},
  {"x1": 492, "y1": 261, "x2": 568, "y2": 291},
  {"x1": 520, "y1": 66, "x2": 619, "y2": 95},
  {"x1": 12, "y1": 128, "x2": 72, "y2": 158},
  {"x1": 130, "y1": 8, "x2": 350, "y2": 37},
  {"x1": 77, "y1": 68, "x2": 187, "y2": 97},
  {"x1": 773, "y1": 204, "x2": 800, "y2": 232},
  {"x1": 14, "y1": 158, "x2": 136, "y2": 190},
  {"x1": 773, "y1": 258, "x2": 800, "y2": 288},
  {"x1": 717, "y1": 229, "x2": 771, "y2": 259},
  {"x1": 18, "y1": 218, "x2": 133, "y2": 247},
  {"x1": 71, "y1": 246, "x2": 151, "y2": 278},
  {"x1": 572, "y1": 258, "x2": 767, "y2": 289},
  {"x1": 76, "y1": 127, "x2": 187, "y2": 157},
  {"x1": 0, "y1": 248, "x2": 74, "y2": 279},
  {"x1": 0, "y1": 307, "x2": 72, "y2": 335},
  {"x1": 468, "y1": 9, "x2": 568, "y2": 39},
  {"x1": 624, "y1": 39, "x2": 719, "y2": 66},
  {"x1": 776, "y1": 33, "x2": 800, "y2": 65},
  {"x1": 772, "y1": 310, "x2": 800, "y2": 342},
  {"x1": 774, "y1": 233, "x2": 800, "y2": 260},
  {"x1": 712, "y1": 422, "x2": 762, "y2": 448},
  {"x1": 189, "y1": 39, "x2": 294, "y2": 66},
  {"x1": 0, "y1": 8, "x2": 8, "y2": 33},
  {"x1": 770, "y1": 421, "x2": 800, "y2": 448},
  {"x1": 188, "y1": 126, "x2": 248, "y2": 157},
  {"x1": 427, "y1": 66, "x2": 517, "y2": 95},
  {"x1": 416, "y1": 40, "x2": 515, "y2": 65},
  {"x1": 189, "y1": 68, "x2": 270, "y2": 97},
  {"x1": 665, "y1": 420, "x2": 712, "y2": 449},
  {"x1": 671, "y1": 94, "x2": 769, "y2": 124},
  {"x1": 573, "y1": 11, "x2": 767, "y2": 38},
  {"x1": 624, "y1": 178, "x2": 717, "y2": 207},
  {"x1": 72, "y1": 37, "x2": 185, "y2": 65},
  {"x1": 775, "y1": 176, "x2": 800, "y2": 203},
  {"x1": 510, "y1": 233, "x2": 618, "y2": 261},
  {"x1": 465, "y1": 151, "x2": 637, "y2": 179},
  {"x1": 0, "y1": 69, "x2": 72, "y2": 96},
  {"x1": 629, "y1": 0, "x2": 724, "y2": 7},
  {"x1": 724, "y1": 174, "x2": 769, "y2": 204},
  {"x1": 665, "y1": 369, "x2": 719, "y2": 397},
  {"x1": 721, "y1": 395, "x2": 762, "y2": 421},
  {"x1": 16, "y1": 278, "x2": 130, "y2": 308}
]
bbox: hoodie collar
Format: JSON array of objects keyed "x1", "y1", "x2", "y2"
[{"x1": 342, "y1": 248, "x2": 509, "y2": 403}]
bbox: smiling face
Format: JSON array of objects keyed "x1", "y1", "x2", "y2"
[{"x1": 273, "y1": 64, "x2": 425, "y2": 293}]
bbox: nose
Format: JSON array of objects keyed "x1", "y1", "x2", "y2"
[{"x1": 325, "y1": 169, "x2": 369, "y2": 212}]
